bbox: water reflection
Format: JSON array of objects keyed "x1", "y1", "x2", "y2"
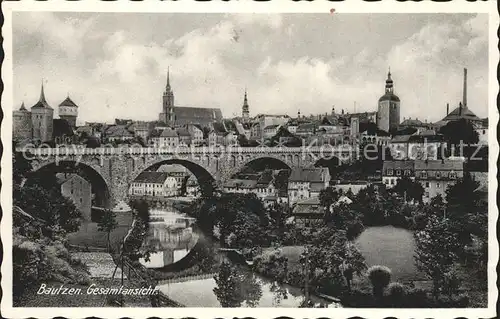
[
  {"x1": 213, "y1": 261, "x2": 262, "y2": 307},
  {"x1": 139, "y1": 208, "x2": 199, "y2": 268}
]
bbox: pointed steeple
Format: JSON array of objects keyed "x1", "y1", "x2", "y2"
[
  {"x1": 20, "y1": 101, "x2": 26, "y2": 111},
  {"x1": 40, "y1": 81, "x2": 47, "y2": 104},
  {"x1": 166, "y1": 67, "x2": 171, "y2": 91},
  {"x1": 242, "y1": 88, "x2": 249, "y2": 121},
  {"x1": 32, "y1": 80, "x2": 51, "y2": 108}
]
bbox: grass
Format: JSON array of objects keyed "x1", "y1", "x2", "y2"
[
  {"x1": 67, "y1": 222, "x2": 130, "y2": 250},
  {"x1": 262, "y1": 245, "x2": 304, "y2": 271},
  {"x1": 355, "y1": 225, "x2": 425, "y2": 282}
]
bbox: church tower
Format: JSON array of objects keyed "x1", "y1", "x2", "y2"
[
  {"x1": 377, "y1": 69, "x2": 400, "y2": 133},
  {"x1": 162, "y1": 68, "x2": 175, "y2": 126},
  {"x1": 31, "y1": 82, "x2": 54, "y2": 143},
  {"x1": 58, "y1": 94, "x2": 78, "y2": 128},
  {"x1": 242, "y1": 89, "x2": 249, "y2": 122}
]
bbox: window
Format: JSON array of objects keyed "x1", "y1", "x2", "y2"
[
  {"x1": 450, "y1": 171, "x2": 457, "y2": 179},
  {"x1": 437, "y1": 182, "x2": 441, "y2": 188},
  {"x1": 436, "y1": 172, "x2": 441, "y2": 178},
  {"x1": 396, "y1": 170, "x2": 401, "y2": 176},
  {"x1": 425, "y1": 182, "x2": 430, "y2": 188},
  {"x1": 387, "y1": 169, "x2": 394, "y2": 176},
  {"x1": 404, "y1": 170, "x2": 411, "y2": 176},
  {"x1": 425, "y1": 191, "x2": 429, "y2": 198},
  {"x1": 421, "y1": 171, "x2": 427, "y2": 178}
]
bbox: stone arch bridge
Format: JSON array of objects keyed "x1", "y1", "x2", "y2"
[{"x1": 22, "y1": 145, "x2": 357, "y2": 207}]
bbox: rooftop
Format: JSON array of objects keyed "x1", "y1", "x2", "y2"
[
  {"x1": 134, "y1": 171, "x2": 171, "y2": 184},
  {"x1": 289, "y1": 167, "x2": 329, "y2": 183},
  {"x1": 414, "y1": 160, "x2": 464, "y2": 171}
]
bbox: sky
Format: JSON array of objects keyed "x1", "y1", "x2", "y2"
[{"x1": 12, "y1": 12, "x2": 489, "y2": 125}]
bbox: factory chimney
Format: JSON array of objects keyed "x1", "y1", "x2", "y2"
[{"x1": 463, "y1": 68, "x2": 467, "y2": 108}]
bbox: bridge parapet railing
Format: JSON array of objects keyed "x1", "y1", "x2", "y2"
[{"x1": 17, "y1": 145, "x2": 356, "y2": 157}]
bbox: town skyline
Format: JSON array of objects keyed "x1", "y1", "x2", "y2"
[{"x1": 13, "y1": 12, "x2": 488, "y2": 125}]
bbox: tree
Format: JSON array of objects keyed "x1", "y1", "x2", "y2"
[
  {"x1": 213, "y1": 261, "x2": 242, "y2": 307},
  {"x1": 13, "y1": 150, "x2": 32, "y2": 188},
  {"x1": 97, "y1": 209, "x2": 118, "y2": 252},
  {"x1": 213, "y1": 261, "x2": 263, "y2": 307},
  {"x1": 392, "y1": 176, "x2": 425, "y2": 203},
  {"x1": 439, "y1": 118, "x2": 479, "y2": 147},
  {"x1": 319, "y1": 187, "x2": 340, "y2": 212},
  {"x1": 387, "y1": 282, "x2": 406, "y2": 307},
  {"x1": 445, "y1": 173, "x2": 483, "y2": 247},
  {"x1": 414, "y1": 215, "x2": 461, "y2": 300},
  {"x1": 367, "y1": 265, "x2": 392, "y2": 301}
]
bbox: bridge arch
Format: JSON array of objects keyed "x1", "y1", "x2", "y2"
[
  {"x1": 228, "y1": 154, "x2": 293, "y2": 180},
  {"x1": 129, "y1": 158, "x2": 216, "y2": 198},
  {"x1": 29, "y1": 160, "x2": 112, "y2": 208}
]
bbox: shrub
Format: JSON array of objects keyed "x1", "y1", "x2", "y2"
[
  {"x1": 367, "y1": 265, "x2": 392, "y2": 299},
  {"x1": 406, "y1": 287, "x2": 429, "y2": 308},
  {"x1": 387, "y1": 282, "x2": 406, "y2": 307}
]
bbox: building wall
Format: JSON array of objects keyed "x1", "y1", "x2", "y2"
[
  {"x1": 59, "y1": 105, "x2": 78, "y2": 128},
  {"x1": 332, "y1": 183, "x2": 368, "y2": 195},
  {"x1": 31, "y1": 108, "x2": 54, "y2": 142},
  {"x1": 420, "y1": 180, "x2": 455, "y2": 203},
  {"x1": 60, "y1": 175, "x2": 92, "y2": 222},
  {"x1": 377, "y1": 101, "x2": 390, "y2": 132},
  {"x1": 13, "y1": 111, "x2": 32, "y2": 142},
  {"x1": 288, "y1": 181, "x2": 311, "y2": 204},
  {"x1": 389, "y1": 101, "x2": 401, "y2": 131}
]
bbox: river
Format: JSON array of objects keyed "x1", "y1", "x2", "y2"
[{"x1": 140, "y1": 206, "x2": 341, "y2": 308}]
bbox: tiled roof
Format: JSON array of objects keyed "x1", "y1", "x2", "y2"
[
  {"x1": 400, "y1": 118, "x2": 424, "y2": 127},
  {"x1": 289, "y1": 168, "x2": 328, "y2": 183},
  {"x1": 55, "y1": 173, "x2": 87, "y2": 186},
  {"x1": 59, "y1": 96, "x2": 78, "y2": 108},
  {"x1": 157, "y1": 165, "x2": 187, "y2": 174},
  {"x1": 263, "y1": 124, "x2": 280, "y2": 130},
  {"x1": 296, "y1": 123, "x2": 317, "y2": 132},
  {"x1": 382, "y1": 161, "x2": 415, "y2": 171},
  {"x1": 293, "y1": 197, "x2": 324, "y2": 216},
  {"x1": 134, "y1": 171, "x2": 170, "y2": 184},
  {"x1": 414, "y1": 160, "x2": 464, "y2": 171},
  {"x1": 160, "y1": 128, "x2": 178, "y2": 138},
  {"x1": 441, "y1": 104, "x2": 481, "y2": 122},
  {"x1": 224, "y1": 179, "x2": 258, "y2": 189},
  {"x1": 391, "y1": 135, "x2": 412, "y2": 143},
  {"x1": 76, "y1": 126, "x2": 93, "y2": 135},
  {"x1": 176, "y1": 128, "x2": 191, "y2": 137},
  {"x1": 408, "y1": 134, "x2": 444, "y2": 143},
  {"x1": 173, "y1": 106, "x2": 223, "y2": 125},
  {"x1": 107, "y1": 125, "x2": 134, "y2": 137}
]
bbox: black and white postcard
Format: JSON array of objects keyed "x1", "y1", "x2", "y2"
[{"x1": 1, "y1": 1, "x2": 498, "y2": 318}]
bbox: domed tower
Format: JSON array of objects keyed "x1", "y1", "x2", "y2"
[
  {"x1": 58, "y1": 94, "x2": 78, "y2": 128},
  {"x1": 242, "y1": 89, "x2": 249, "y2": 122},
  {"x1": 13, "y1": 101, "x2": 32, "y2": 143},
  {"x1": 31, "y1": 82, "x2": 54, "y2": 143},
  {"x1": 377, "y1": 70, "x2": 400, "y2": 133}
]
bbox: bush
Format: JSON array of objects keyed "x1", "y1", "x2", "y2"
[
  {"x1": 387, "y1": 282, "x2": 406, "y2": 307},
  {"x1": 367, "y1": 265, "x2": 392, "y2": 299},
  {"x1": 406, "y1": 287, "x2": 430, "y2": 308}
]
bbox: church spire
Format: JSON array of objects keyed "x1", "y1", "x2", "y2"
[
  {"x1": 166, "y1": 67, "x2": 171, "y2": 91},
  {"x1": 20, "y1": 101, "x2": 26, "y2": 111},
  {"x1": 242, "y1": 88, "x2": 249, "y2": 121}
]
